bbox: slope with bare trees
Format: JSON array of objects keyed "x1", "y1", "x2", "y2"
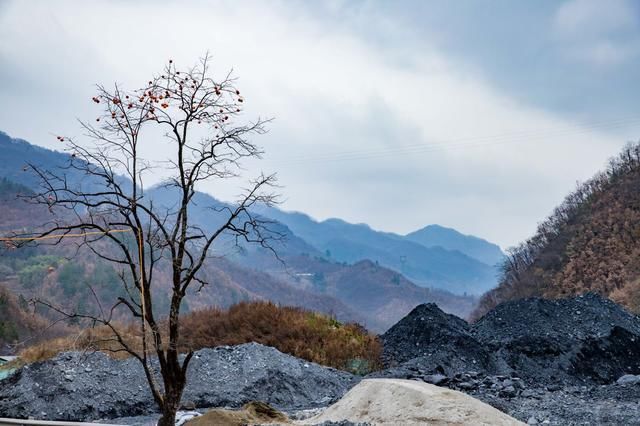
[{"x1": 473, "y1": 141, "x2": 640, "y2": 319}]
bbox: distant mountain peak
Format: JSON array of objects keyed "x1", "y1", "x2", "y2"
[
  {"x1": 405, "y1": 224, "x2": 504, "y2": 266},
  {"x1": 323, "y1": 217, "x2": 372, "y2": 229}
]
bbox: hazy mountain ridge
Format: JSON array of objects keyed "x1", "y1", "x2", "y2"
[
  {"x1": 145, "y1": 186, "x2": 480, "y2": 329},
  {"x1": 0, "y1": 131, "x2": 502, "y2": 296},
  {"x1": 0, "y1": 183, "x2": 473, "y2": 332},
  {"x1": 405, "y1": 224, "x2": 504, "y2": 266},
  {"x1": 0, "y1": 132, "x2": 85, "y2": 190},
  {"x1": 254, "y1": 206, "x2": 500, "y2": 295},
  {"x1": 0, "y1": 131, "x2": 490, "y2": 331},
  {"x1": 0, "y1": 182, "x2": 366, "y2": 330}
]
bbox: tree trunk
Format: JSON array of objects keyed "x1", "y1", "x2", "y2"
[
  {"x1": 156, "y1": 360, "x2": 186, "y2": 426},
  {"x1": 157, "y1": 406, "x2": 177, "y2": 426},
  {"x1": 157, "y1": 387, "x2": 181, "y2": 426}
]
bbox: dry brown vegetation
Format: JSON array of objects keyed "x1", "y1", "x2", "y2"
[
  {"x1": 179, "y1": 301, "x2": 382, "y2": 373},
  {"x1": 16, "y1": 322, "x2": 139, "y2": 365},
  {"x1": 17, "y1": 301, "x2": 382, "y2": 374},
  {"x1": 473, "y1": 141, "x2": 640, "y2": 320}
]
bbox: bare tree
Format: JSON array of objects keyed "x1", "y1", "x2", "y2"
[{"x1": 13, "y1": 54, "x2": 280, "y2": 425}]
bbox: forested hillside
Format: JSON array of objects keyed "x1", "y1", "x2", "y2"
[
  {"x1": 0, "y1": 284, "x2": 69, "y2": 353},
  {"x1": 473, "y1": 142, "x2": 640, "y2": 319},
  {"x1": 0, "y1": 285, "x2": 35, "y2": 350},
  {"x1": 0, "y1": 178, "x2": 48, "y2": 233},
  {"x1": 275, "y1": 257, "x2": 477, "y2": 330}
]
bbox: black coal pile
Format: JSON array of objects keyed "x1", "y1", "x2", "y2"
[
  {"x1": 571, "y1": 326, "x2": 640, "y2": 383},
  {"x1": 380, "y1": 293, "x2": 640, "y2": 386},
  {"x1": 472, "y1": 293, "x2": 640, "y2": 345},
  {"x1": 380, "y1": 303, "x2": 493, "y2": 375},
  {"x1": 473, "y1": 293, "x2": 640, "y2": 385},
  {"x1": 0, "y1": 343, "x2": 358, "y2": 422},
  {"x1": 376, "y1": 293, "x2": 640, "y2": 424}
]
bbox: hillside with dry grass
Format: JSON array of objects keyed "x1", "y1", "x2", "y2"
[
  {"x1": 180, "y1": 302, "x2": 381, "y2": 373},
  {"x1": 18, "y1": 301, "x2": 381, "y2": 374},
  {"x1": 473, "y1": 142, "x2": 640, "y2": 319}
]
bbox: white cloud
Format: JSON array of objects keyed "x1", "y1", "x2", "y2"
[
  {"x1": 553, "y1": 0, "x2": 640, "y2": 66},
  {"x1": 0, "y1": 0, "x2": 634, "y2": 247},
  {"x1": 555, "y1": 0, "x2": 636, "y2": 37},
  {"x1": 579, "y1": 40, "x2": 639, "y2": 66}
]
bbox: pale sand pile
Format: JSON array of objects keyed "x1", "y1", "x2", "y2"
[{"x1": 298, "y1": 379, "x2": 524, "y2": 426}]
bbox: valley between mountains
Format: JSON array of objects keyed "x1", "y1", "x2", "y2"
[
  {"x1": 0, "y1": 131, "x2": 498, "y2": 337},
  {"x1": 5, "y1": 131, "x2": 640, "y2": 426}
]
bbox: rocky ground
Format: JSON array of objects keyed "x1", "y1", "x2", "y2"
[
  {"x1": 3, "y1": 293, "x2": 640, "y2": 425},
  {"x1": 377, "y1": 293, "x2": 640, "y2": 424},
  {"x1": 372, "y1": 367, "x2": 640, "y2": 424}
]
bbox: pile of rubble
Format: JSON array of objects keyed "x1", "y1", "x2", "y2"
[
  {"x1": 0, "y1": 343, "x2": 358, "y2": 422},
  {"x1": 381, "y1": 293, "x2": 640, "y2": 386},
  {"x1": 377, "y1": 293, "x2": 640, "y2": 424}
]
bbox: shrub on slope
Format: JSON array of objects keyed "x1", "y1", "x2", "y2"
[{"x1": 179, "y1": 301, "x2": 381, "y2": 373}]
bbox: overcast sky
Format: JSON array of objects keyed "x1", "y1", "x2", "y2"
[{"x1": 1, "y1": 0, "x2": 640, "y2": 248}]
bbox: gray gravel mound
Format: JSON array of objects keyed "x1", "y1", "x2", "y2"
[
  {"x1": 0, "y1": 342, "x2": 358, "y2": 422},
  {"x1": 183, "y1": 344, "x2": 358, "y2": 410},
  {"x1": 466, "y1": 378, "x2": 640, "y2": 425}
]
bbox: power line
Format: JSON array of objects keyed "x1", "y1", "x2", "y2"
[
  {"x1": 270, "y1": 115, "x2": 640, "y2": 166},
  {"x1": 0, "y1": 229, "x2": 131, "y2": 242}
]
